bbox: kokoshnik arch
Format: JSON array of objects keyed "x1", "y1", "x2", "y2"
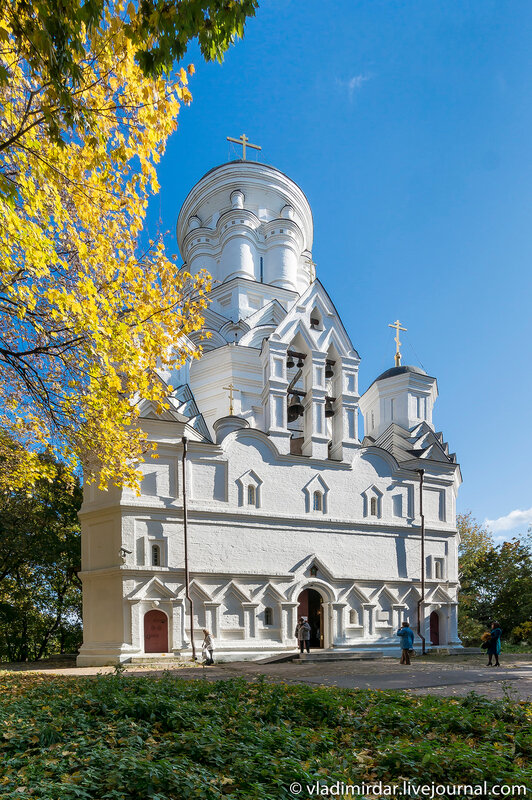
[{"x1": 77, "y1": 150, "x2": 462, "y2": 665}]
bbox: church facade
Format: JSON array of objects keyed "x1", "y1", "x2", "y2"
[{"x1": 77, "y1": 157, "x2": 462, "y2": 665}]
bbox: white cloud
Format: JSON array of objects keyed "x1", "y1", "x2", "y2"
[
  {"x1": 484, "y1": 506, "x2": 532, "y2": 533},
  {"x1": 337, "y1": 73, "x2": 371, "y2": 101}
]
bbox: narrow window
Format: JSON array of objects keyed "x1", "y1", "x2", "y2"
[
  {"x1": 313, "y1": 491, "x2": 322, "y2": 511},
  {"x1": 371, "y1": 411, "x2": 375, "y2": 430},
  {"x1": 435, "y1": 560, "x2": 443, "y2": 579},
  {"x1": 151, "y1": 544, "x2": 160, "y2": 567},
  {"x1": 264, "y1": 607, "x2": 273, "y2": 625},
  {"x1": 390, "y1": 398, "x2": 394, "y2": 420},
  {"x1": 416, "y1": 396, "x2": 421, "y2": 418},
  {"x1": 247, "y1": 485, "x2": 256, "y2": 505},
  {"x1": 349, "y1": 609, "x2": 358, "y2": 625},
  {"x1": 370, "y1": 497, "x2": 378, "y2": 516}
]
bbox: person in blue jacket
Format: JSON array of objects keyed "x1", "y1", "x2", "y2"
[
  {"x1": 487, "y1": 621, "x2": 502, "y2": 667},
  {"x1": 396, "y1": 621, "x2": 415, "y2": 665}
]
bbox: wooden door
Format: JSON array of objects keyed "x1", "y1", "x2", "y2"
[
  {"x1": 144, "y1": 610, "x2": 168, "y2": 653},
  {"x1": 429, "y1": 611, "x2": 440, "y2": 646}
]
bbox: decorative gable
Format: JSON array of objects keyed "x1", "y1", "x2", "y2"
[
  {"x1": 303, "y1": 474, "x2": 329, "y2": 514},
  {"x1": 236, "y1": 469, "x2": 263, "y2": 508}
]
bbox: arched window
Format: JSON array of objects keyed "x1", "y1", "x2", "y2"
[
  {"x1": 434, "y1": 560, "x2": 443, "y2": 579},
  {"x1": 151, "y1": 544, "x2": 160, "y2": 566},
  {"x1": 264, "y1": 607, "x2": 273, "y2": 626},
  {"x1": 313, "y1": 491, "x2": 322, "y2": 511},
  {"x1": 370, "y1": 497, "x2": 378, "y2": 516},
  {"x1": 349, "y1": 609, "x2": 358, "y2": 625},
  {"x1": 247, "y1": 484, "x2": 255, "y2": 505}
]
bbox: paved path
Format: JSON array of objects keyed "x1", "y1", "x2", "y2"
[{"x1": 3, "y1": 654, "x2": 531, "y2": 700}]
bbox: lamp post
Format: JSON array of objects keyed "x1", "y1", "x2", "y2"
[
  {"x1": 416, "y1": 468, "x2": 426, "y2": 655},
  {"x1": 181, "y1": 436, "x2": 196, "y2": 661}
]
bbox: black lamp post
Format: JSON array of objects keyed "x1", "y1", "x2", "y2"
[
  {"x1": 416, "y1": 468, "x2": 426, "y2": 655},
  {"x1": 182, "y1": 436, "x2": 196, "y2": 661}
]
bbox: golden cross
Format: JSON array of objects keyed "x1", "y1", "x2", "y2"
[
  {"x1": 226, "y1": 133, "x2": 261, "y2": 161},
  {"x1": 305, "y1": 257, "x2": 317, "y2": 281},
  {"x1": 388, "y1": 319, "x2": 407, "y2": 367},
  {"x1": 223, "y1": 383, "x2": 236, "y2": 416}
]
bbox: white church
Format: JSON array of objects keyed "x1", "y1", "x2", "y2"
[{"x1": 77, "y1": 148, "x2": 462, "y2": 665}]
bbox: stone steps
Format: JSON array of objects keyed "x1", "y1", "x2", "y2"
[{"x1": 294, "y1": 649, "x2": 384, "y2": 663}]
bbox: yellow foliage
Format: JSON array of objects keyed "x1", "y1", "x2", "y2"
[{"x1": 0, "y1": 7, "x2": 210, "y2": 492}]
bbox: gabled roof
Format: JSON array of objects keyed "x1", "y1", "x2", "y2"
[
  {"x1": 244, "y1": 299, "x2": 287, "y2": 329},
  {"x1": 168, "y1": 384, "x2": 212, "y2": 442},
  {"x1": 369, "y1": 422, "x2": 456, "y2": 468},
  {"x1": 271, "y1": 280, "x2": 359, "y2": 359}
]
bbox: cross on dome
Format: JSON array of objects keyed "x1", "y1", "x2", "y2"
[
  {"x1": 226, "y1": 133, "x2": 261, "y2": 161},
  {"x1": 388, "y1": 319, "x2": 407, "y2": 367}
]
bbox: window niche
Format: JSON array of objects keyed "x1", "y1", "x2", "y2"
[
  {"x1": 303, "y1": 475, "x2": 329, "y2": 514},
  {"x1": 236, "y1": 470, "x2": 262, "y2": 509},
  {"x1": 363, "y1": 486, "x2": 383, "y2": 519}
]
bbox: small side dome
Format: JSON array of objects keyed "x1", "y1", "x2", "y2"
[{"x1": 375, "y1": 365, "x2": 427, "y2": 383}]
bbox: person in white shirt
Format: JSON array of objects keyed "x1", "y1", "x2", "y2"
[{"x1": 202, "y1": 629, "x2": 214, "y2": 665}]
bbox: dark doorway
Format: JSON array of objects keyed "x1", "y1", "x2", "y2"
[
  {"x1": 144, "y1": 610, "x2": 169, "y2": 653},
  {"x1": 429, "y1": 611, "x2": 440, "y2": 646},
  {"x1": 297, "y1": 588, "x2": 323, "y2": 648}
]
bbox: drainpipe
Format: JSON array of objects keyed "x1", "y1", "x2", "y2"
[
  {"x1": 182, "y1": 436, "x2": 196, "y2": 661},
  {"x1": 416, "y1": 468, "x2": 426, "y2": 655}
]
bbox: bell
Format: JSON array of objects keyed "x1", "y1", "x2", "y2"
[
  {"x1": 325, "y1": 361, "x2": 334, "y2": 379},
  {"x1": 287, "y1": 394, "x2": 304, "y2": 422},
  {"x1": 325, "y1": 397, "x2": 335, "y2": 418},
  {"x1": 297, "y1": 357, "x2": 304, "y2": 368},
  {"x1": 286, "y1": 354, "x2": 295, "y2": 369}
]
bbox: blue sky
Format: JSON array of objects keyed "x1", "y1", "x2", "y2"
[{"x1": 145, "y1": 0, "x2": 532, "y2": 541}]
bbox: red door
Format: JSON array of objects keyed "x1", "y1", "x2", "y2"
[
  {"x1": 144, "y1": 610, "x2": 168, "y2": 653},
  {"x1": 429, "y1": 611, "x2": 440, "y2": 646}
]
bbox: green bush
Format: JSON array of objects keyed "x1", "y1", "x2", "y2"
[{"x1": 0, "y1": 672, "x2": 530, "y2": 799}]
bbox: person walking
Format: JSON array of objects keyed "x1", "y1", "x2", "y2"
[
  {"x1": 487, "y1": 621, "x2": 502, "y2": 667},
  {"x1": 295, "y1": 616, "x2": 311, "y2": 654},
  {"x1": 201, "y1": 629, "x2": 215, "y2": 665},
  {"x1": 396, "y1": 621, "x2": 415, "y2": 665}
]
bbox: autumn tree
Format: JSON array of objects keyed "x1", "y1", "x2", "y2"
[
  {"x1": 0, "y1": 2, "x2": 257, "y2": 490},
  {"x1": 457, "y1": 512, "x2": 532, "y2": 643}
]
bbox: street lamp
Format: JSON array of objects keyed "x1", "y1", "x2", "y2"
[
  {"x1": 415, "y1": 468, "x2": 426, "y2": 655},
  {"x1": 182, "y1": 436, "x2": 196, "y2": 661}
]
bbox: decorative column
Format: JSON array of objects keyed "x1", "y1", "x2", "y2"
[
  {"x1": 204, "y1": 602, "x2": 221, "y2": 638},
  {"x1": 331, "y1": 602, "x2": 347, "y2": 644},
  {"x1": 392, "y1": 603, "x2": 407, "y2": 632},
  {"x1": 363, "y1": 603, "x2": 376, "y2": 638},
  {"x1": 261, "y1": 339, "x2": 291, "y2": 454},
  {"x1": 242, "y1": 602, "x2": 259, "y2": 640},
  {"x1": 302, "y1": 351, "x2": 329, "y2": 459},
  {"x1": 447, "y1": 602, "x2": 460, "y2": 645},
  {"x1": 171, "y1": 599, "x2": 186, "y2": 650},
  {"x1": 281, "y1": 602, "x2": 300, "y2": 646},
  {"x1": 330, "y1": 355, "x2": 361, "y2": 461}
]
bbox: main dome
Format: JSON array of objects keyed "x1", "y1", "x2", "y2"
[{"x1": 176, "y1": 161, "x2": 314, "y2": 293}]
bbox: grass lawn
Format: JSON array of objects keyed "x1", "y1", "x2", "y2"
[{"x1": 0, "y1": 671, "x2": 531, "y2": 799}]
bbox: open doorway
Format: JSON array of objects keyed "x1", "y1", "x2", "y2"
[
  {"x1": 297, "y1": 588, "x2": 323, "y2": 648},
  {"x1": 429, "y1": 611, "x2": 440, "y2": 646}
]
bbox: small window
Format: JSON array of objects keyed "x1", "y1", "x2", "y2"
[
  {"x1": 313, "y1": 490, "x2": 322, "y2": 511},
  {"x1": 434, "y1": 560, "x2": 443, "y2": 579},
  {"x1": 247, "y1": 485, "x2": 255, "y2": 505},
  {"x1": 371, "y1": 411, "x2": 375, "y2": 430},
  {"x1": 264, "y1": 607, "x2": 273, "y2": 626},
  {"x1": 151, "y1": 544, "x2": 160, "y2": 566},
  {"x1": 349, "y1": 609, "x2": 359, "y2": 625},
  {"x1": 370, "y1": 497, "x2": 378, "y2": 516},
  {"x1": 390, "y1": 398, "x2": 394, "y2": 420}
]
